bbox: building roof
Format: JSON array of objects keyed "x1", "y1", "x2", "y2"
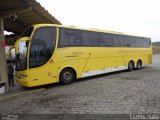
[{"x1": 1, "y1": 0, "x2": 61, "y2": 35}]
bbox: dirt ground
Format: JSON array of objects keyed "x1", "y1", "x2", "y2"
[{"x1": 0, "y1": 55, "x2": 160, "y2": 119}]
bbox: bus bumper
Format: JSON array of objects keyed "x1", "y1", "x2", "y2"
[{"x1": 16, "y1": 78, "x2": 32, "y2": 87}]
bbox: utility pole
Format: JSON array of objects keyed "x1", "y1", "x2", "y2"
[{"x1": 0, "y1": 19, "x2": 9, "y2": 92}]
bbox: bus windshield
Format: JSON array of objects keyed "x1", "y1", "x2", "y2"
[
  {"x1": 29, "y1": 26, "x2": 56, "y2": 68},
  {"x1": 16, "y1": 41, "x2": 29, "y2": 70}
]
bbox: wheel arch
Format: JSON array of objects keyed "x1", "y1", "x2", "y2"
[
  {"x1": 136, "y1": 59, "x2": 143, "y2": 69},
  {"x1": 127, "y1": 60, "x2": 135, "y2": 71},
  {"x1": 128, "y1": 60, "x2": 135, "y2": 66},
  {"x1": 58, "y1": 66, "x2": 77, "y2": 80},
  {"x1": 136, "y1": 59, "x2": 142, "y2": 65}
]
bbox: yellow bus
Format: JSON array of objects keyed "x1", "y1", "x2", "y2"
[{"x1": 15, "y1": 24, "x2": 152, "y2": 87}]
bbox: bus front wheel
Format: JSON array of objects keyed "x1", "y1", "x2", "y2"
[
  {"x1": 128, "y1": 61, "x2": 134, "y2": 71},
  {"x1": 59, "y1": 68, "x2": 75, "y2": 85}
]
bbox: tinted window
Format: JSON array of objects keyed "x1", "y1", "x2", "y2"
[
  {"x1": 141, "y1": 38, "x2": 150, "y2": 47},
  {"x1": 89, "y1": 32, "x2": 99, "y2": 46},
  {"x1": 125, "y1": 36, "x2": 132, "y2": 47},
  {"x1": 59, "y1": 28, "x2": 81, "y2": 47},
  {"x1": 81, "y1": 31, "x2": 90, "y2": 46},
  {"x1": 30, "y1": 27, "x2": 56, "y2": 68},
  {"x1": 134, "y1": 37, "x2": 142, "y2": 47},
  {"x1": 107, "y1": 35, "x2": 125, "y2": 47},
  {"x1": 124, "y1": 36, "x2": 151, "y2": 48},
  {"x1": 113, "y1": 34, "x2": 119, "y2": 47},
  {"x1": 59, "y1": 28, "x2": 151, "y2": 48},
  {"x1": 119, "y1": 35, "x2": 125, "y2": 47},
  {"x1": 81, "y1": 31, "x2": 99, "y2": 46},
  {"x1": 101, "y1": 33, "x2": 113, "y2": 47},
  {"x1": 145, "y1": 38, "x2": 151, "y2": 47},
  {"x1": 130, "y1": 37, "x2": 135, "y2": 47}
]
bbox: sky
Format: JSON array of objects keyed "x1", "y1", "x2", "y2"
[{"x1": 36, "y1": 0, "x2": 159, "y2": 42}]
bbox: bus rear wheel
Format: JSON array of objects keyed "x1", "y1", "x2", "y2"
[
  {"x1": 136, "y1": 60, "x2": 142, "y2": 70},
  {"x1": 128, "y1": 61, "x2": 134, "y2": 71},
  {"x1": 59, "y1": 68, "x2": 75, "y2": 85}
]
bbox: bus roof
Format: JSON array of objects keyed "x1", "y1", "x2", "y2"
[{"x1": 33, "y1": 24, "x2": 150, "y2": 39}]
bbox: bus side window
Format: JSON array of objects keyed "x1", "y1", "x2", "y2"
[
  {"x1": 80, "y1": 31, "x2": 100, "y2": 47},
  {"x1": 101, "y1": 33, "x2": 113, "y2": 47},
  {"x1": 75, "y1": 30, "x2": 81, "y2": 46},
  {"x1": 81, "y1": 31, "x2": 91, "y2": 46},
  {"x1": 125, "y1": 36, "x2": 132, "y2": 47},
  {"x1": 119, "y1": 35, "x2": 125, "y2": 47},
  {"x1": 89, "y1": 32, "x2": 99, "y2": 46},
  {"x1": 113, "y1": 34, "x2": 119, "y2": 47},
  {"x1": 59, "y1": 28, "x2": 78, "y2": 47},
  {"x1": 146, "y1": 38, "x2": 151, "y2": 47},
  {"x1": 142, "y1": 38, "x2": 151, "y2": 48}
]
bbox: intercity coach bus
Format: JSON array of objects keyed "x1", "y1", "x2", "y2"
[{"x1": 15, "y1": 24, "x2": 152, "y2": 87}]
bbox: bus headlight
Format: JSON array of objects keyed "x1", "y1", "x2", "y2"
[{"x1": 17, "y1": 74, "x2": 27, "y2": 79}]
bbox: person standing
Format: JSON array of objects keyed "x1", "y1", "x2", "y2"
[{"x1": 7, "y1": 62, "x2": 15, "y2": 86}]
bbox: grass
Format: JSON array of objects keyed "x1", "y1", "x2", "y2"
[{"x1": 152, "y1": 45, "x2": 160, "y2": 54}]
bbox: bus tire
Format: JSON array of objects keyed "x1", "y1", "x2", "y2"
[
  {"x1": 128, "y1": 61, "x2": 134, "y2": 71},
  {"x1": 136, "y1": 60, "x2": 142, "y2": 70},
  {"x1": 59, "y1": 68, "x2": 75, "y2": 85}
]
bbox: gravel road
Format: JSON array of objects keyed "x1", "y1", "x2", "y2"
[{"x1": 0, "y1": 55, "x2": 160, "y2": 119}]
